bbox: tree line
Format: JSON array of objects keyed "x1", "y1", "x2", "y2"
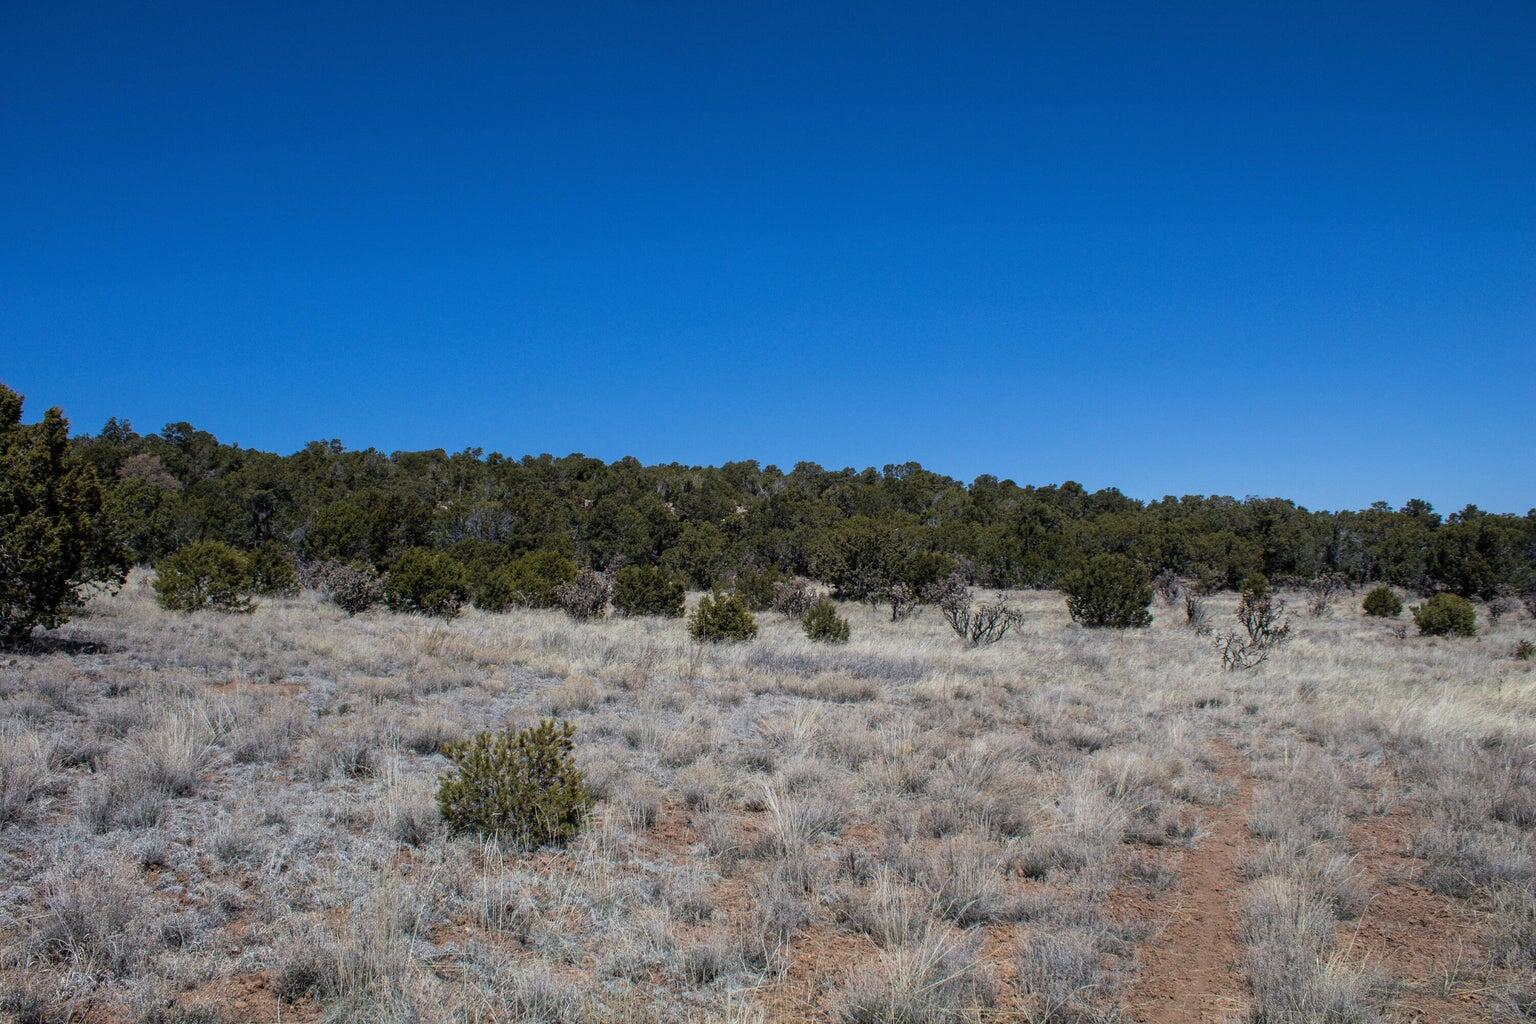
[{"x1": 4, "y1": 381, "x2": 1534, "y2": 642}]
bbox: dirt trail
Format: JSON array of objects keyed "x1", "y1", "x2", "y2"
[{"x1": 1122, "y1": 741, "x2": 1254, "y2": 1024}]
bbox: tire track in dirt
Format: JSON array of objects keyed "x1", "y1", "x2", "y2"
[{"x1": 1122, "y1": 741, "x2": 1254, "y2": 1024}]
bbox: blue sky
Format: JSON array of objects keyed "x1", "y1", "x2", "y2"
[{"x1": 3, "y1": 2, "x2": 1533, "y2": 512}]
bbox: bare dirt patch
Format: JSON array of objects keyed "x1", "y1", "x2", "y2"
[{"x1": 1346, "y1": 806, "x2": 1492, "y2": 1023}]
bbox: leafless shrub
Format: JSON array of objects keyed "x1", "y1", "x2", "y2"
[
  {"x1": 1152, "y1": 569, "x2": 1181, "y2": 606},
  {"x1": 1521, "y1": 590, "x2": 1536, "y2": 620},
  {"x1": 1183, "y1": 591, "x2": 1210, "y2": 634},
  {"x1": 772, "y1": 576, "x2": 820, "y2": 617},
  {"x1": 554, "y1": 569, "x2": 611, "y2": 620},
  {"x1": 1216, "y1": 592, "x2": 1293, "y2": 670},
  {"x1": 882, "y1": 582, "x2": 921, "y2": 622},
  {"x1": 308, "y1": 559, "x2": 384, "y2": 615},
  {"x1": 940, "y1": 595, "x2": 1022, "y2": 648},
  {"x1": 1307, "y1": 573, "x2": 1348, "y2": 617},
  {"x1": 1486, "y1": 595, "x2": 1515, "y2": 624},
  {"x1": 922, "y1": 572, "x2": 970, "y2": 613}
]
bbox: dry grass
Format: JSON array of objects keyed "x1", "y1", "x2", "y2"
[{"x1": 0, "y1": 573, "x2": 1530, "y2": 1021}]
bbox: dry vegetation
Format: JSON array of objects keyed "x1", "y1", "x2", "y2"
[{"x1": 0, "y1": 574, "x2": 1533, "y2": 1023}]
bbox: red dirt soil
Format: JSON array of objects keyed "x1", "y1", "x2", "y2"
[
  {"x1": 1345, "y1": 806, "x2": 1492, "y2": 1023},
  {"x1": 1122, "y1": 742, "x2": 1254, "y2": 1024}
]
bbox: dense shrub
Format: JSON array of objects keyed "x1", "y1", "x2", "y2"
[
  {"x1": 384, "y1": 548, "x2": 469, "y2": 618},
  {"x1": 898, "y1": 551, "x2": 957, "y2": 594},
  {"x1": 312, "y1": 560, "x2": 384, "y2": 615},
  {"x1": 1412, "y1": 593, "x2": 1477, "y2": 637},
  {"x1": 1362, "y1": 586, "x2": 1402, "y2": 618},
  {"x1": 555, "y1": 569, "x2": 611, "y2": 620},
  {"x1": 0, "y1": 384, "x2": 127, "y2": 644},
  {"x1": 688, "y1": 590, "x2": 758, "y2": 643},
  {"x1": 503, "y1": 551, "x2": 579, "y2": 609},
  {"x1": 1239, "y1": 572, "x2": 1272, "y2": 601},
  {"x1": 436, "y1": 719, "x2": 594, "y2": 847},
  {"x1": 801, "y1": 599, "x2": 851, "y2": 643},
  {"x1": 469, "y1": 565, "x2": 518, "y2": 612},
  {"x1": 1060, "y1": 554, "x2": 1153, "y2": 628},
  {"x1": 613, "y1": 565, "x2": 685, "y2": 617},
  {"x1": 732, "y1": 565, "x2": 782, "y2": 612},
  {"x1": 771, "y1": 575, "x2": 820, "y2": 617},
  {"x1": 153, "y1": 541, "x2": 254, "y2": 613},
  {"x1": 249, "y1": 542, "x2": 300, "y2": 597}
]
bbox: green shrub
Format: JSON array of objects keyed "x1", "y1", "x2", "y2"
[
  {"x1": 801, "y1": 599, "x2": 850, "y2": 644},
  {"x1": 732, "y1": 565, "x2": 781, "y2": 612},
  {"x1": 384, "y1": 548, "x2": 469, "y2": 618},
  {"x1": 0, "y1": 384, "x2": 127, "y2": 645},
  {"x1": 898, "y1": 551, "x2": 956, "y2": 594},
  {"x1": 688, "y1": 590, "x2": 758, "y2": 643},
  {"x1": 1412, "y1": 593, "x2": 1477, "y2": 637},
  {"x1": 1239, "y1": 572, "x2": 1272, "y2": 601},
  {"x1": 503, "y1": 551, "x2": 579, "y2": 609},
  {"x1": 249, "y1": 542, "x2": 300, "y2": 596},
  {"x1": 1361, "y1": 586, "x2": 1402, "y2": 618},
  {"x1": 436, "y1": 719, "x2": 594, "y2": 847},
  {"x1": 613, "y1": 565, "x2": 685, "y2": 617},
  {"x1": 153, "y1": 541, "x2": 254, "y2": 613},
  {"x1": 469, "y1": 565, "x2": 518, "y2": 612},
  {"x1": 1060, "y1": 554, "x2": 1153, "y2": 628}
]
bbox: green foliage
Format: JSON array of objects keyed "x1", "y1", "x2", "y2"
[
  {"x1": 612, "y1": 565, "x2": 685, "y2": 617},
  {"x1": 384, "y1": 548, "x2": 469, "y2": 618},
  {"x1": 801, "y1": 599, "x2": 851, "y2": 644},
  {"x1": 0, "y1": 384, "x2": 127, "y2": 645},
  {"x1": 732, "y1": 565, "x2": 782, "y2": 612},
  {"x1": 688, "y1": 590, "x2": 758, "y2": 643},
  {"x1": 249, "y1": 542, "x2": 300, "y2": 596},
  {"x1": 1061, "y1": 554, "x2": 1153, "y2": 628},
  {"x1": 436, "y1": 719, "x2": 594, "y2": 847},
  {"x1": 898, "y1": 550, "x2": 956, "y2": 594},
  {"x1": 1361, "y1": 586, "x2": 1402, "y2": 618},
  {"x1": 1412, "y1": 593, "x2": 1477, "y2": 637},
  {"x1": 1239, "y1": 572, "x2": 1272, "y2": 601},
  {"x1": 153, "y1": 541, "x2": 254, "y2": 613},
  {"x1": 501, "y1": 551, "x2": 579, "y2": 609}
]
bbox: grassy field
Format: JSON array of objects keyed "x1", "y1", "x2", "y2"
[{"x1": 1, "y1": 576, "x2": 1532, "y2": 1023}]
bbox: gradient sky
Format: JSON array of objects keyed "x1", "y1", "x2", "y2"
[{"x1": 3, "y1": 2, "x2": 1533, "y2": 512}]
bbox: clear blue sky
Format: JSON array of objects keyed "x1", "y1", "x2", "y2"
[{"x1": 3, "y1": 2, "x2": 1533, "y2": 512}]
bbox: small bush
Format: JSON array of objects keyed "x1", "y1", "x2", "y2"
[
  {"x1": 249, "y1": 542, "x2": 300, "y2": 597},
  {"x1": 436, "y1": 719, "x2": 594, "y2": 847},
  {"x1": 689, "y1": 590, "x2": 758, "y2": 643},
  {"x1": 613, "y1": 565, "x2": 685, "y2": 617},
  {"x1": 772, "y1": 576, "x2": 820, "y2": 617},
  {"x1": 1361, "y1": 586, "x2": 1402, "y2": 618},
  {"x1": 153, "y1": 542, "x2": 254, "y2": 613},
  {"x1": 312, "y1": 560, "x2": 383, "y2": 615},
  {"x1": 502, "y1": 551, "x2": 580, "y2": 609},
  {"x1": 555, "y1": 569, "x2": 611, "y2": 620},
  {"x1": 940, "y1": 589, "x2": 1022, "y2": 648},
  {"x1": 1413, "y1": 593, "x2": 1477, "y2": 637},
  {"x1": 1216, "y1": 591, "x2": 1293, "y2": 670},
  {"x1": 1240, "y1": 572, "x2": 1272, "y2": 600},
  {"x1": 1060, "y1": 554, "x2": 1152, "y2": 628},
  {"x1": 1514, "y1": 639, "x2": 1534, "y2": 662},
  {"x1": 384, "y1": 548, "x2": 469, "y2": 618},
  {"x1": 802, "y1": 600, "x2": 851, "y2": 644}
]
